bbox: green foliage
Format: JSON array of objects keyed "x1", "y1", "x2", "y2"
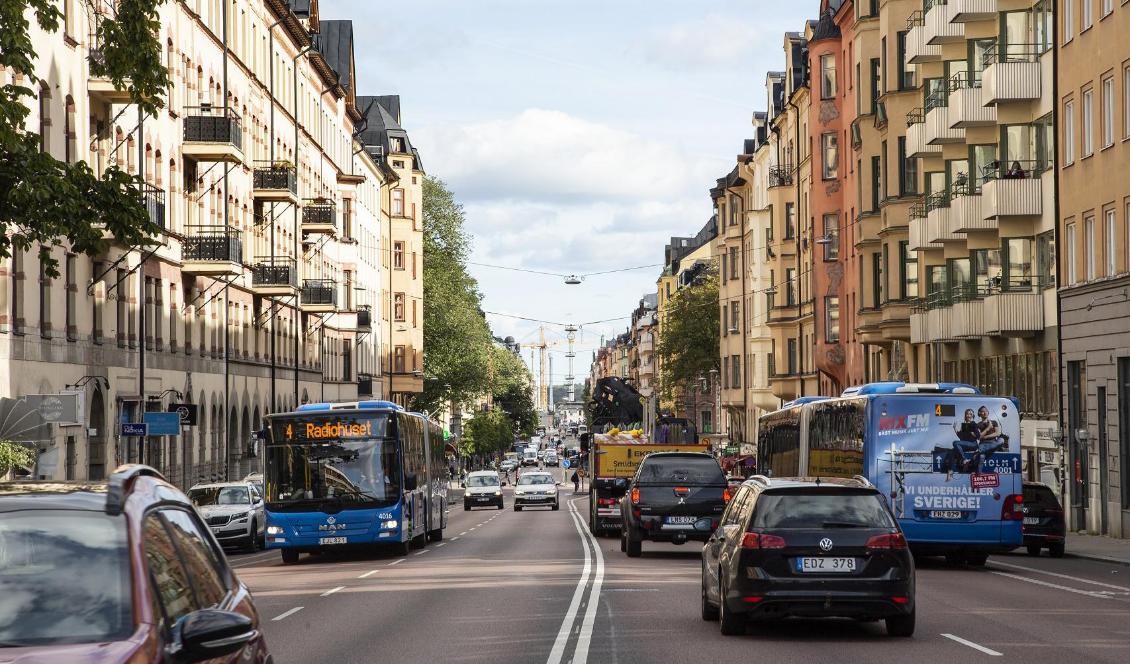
[
  {"x1": 413, "y1": 176, "x2": 494, "y2": 413},
  {"x1": 490, "y1": 346, "x2": 537, "y2": 437},
  {"x1": 0, "y1": 440, "x2": 34, "y2": 476},
  {"x1": 0, "y1": 0, "x2": 168, "y2": 275},
  {"x1": 657, "y1": 271, "x2": 720, "y2": 400},
  {"x1": 460, "y1": 409, "x2": 513, "y2": 458}
]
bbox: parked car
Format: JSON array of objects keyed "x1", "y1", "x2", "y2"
[
  {"x1": 620, "y1": 452, "x2": 729, "y2": 557},
  {"x1": 0, "y1": 465, "x2": 272, "y2": 662},
  {"x1": 514, "y1": 472, "x2": 559, "y2": 511},
  {"x1": 701, "y1": 476, "x2": 916, "y2": 637},
  {"x1": 1023, "y1": 481, "x2": 1066, "y2": 557},
  {"x1": 464, "y1": 471, "x2": 505, "y2": 510},
  {"x1": 188, "y1": 481, "x2": 266, "y2": 552}
]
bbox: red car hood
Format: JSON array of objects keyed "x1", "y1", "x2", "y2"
[{"x1": 0, "y1": 638, "x2": 141, "y2": 664}]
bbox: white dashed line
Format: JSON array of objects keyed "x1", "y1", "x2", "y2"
[
  {"x1": 358, "y1": 570, "x2": 379, "y2": 579},
  {"x1": 388, "y1": 559, "x2": 405, "y2": 566},
  {"x1": 321, "y1": 586, "x2": 345, "y2": 597},
  {"x1": 942, "y1": 634, "x2": 1002, "y2": 656},
  {"x1": 436, "y1": 542, "x2": 447, "y2": 547},
  {"x1": 414, "y1": 549, "x2": 431, "y2": 556},
  {"x1": 451, "y1": 536, "x2": 460, "y2": 541},
  {"x1": 272, "y1": 607, "x2": 304, "y2": 621},
  {"x1": 459, "y1": 531, "x2": 467, "y2": 536}
]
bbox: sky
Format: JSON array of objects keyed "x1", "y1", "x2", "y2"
[{"x1": 333, "y1": 0, "x2": 811, "y2": 381}]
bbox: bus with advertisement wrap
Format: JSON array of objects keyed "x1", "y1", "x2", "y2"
[
  {"x1": 758, "y1": 382, "x2": 1023, "y2": 565},
  {"x1": 262, "y1": 401, "x2": 448, "y2": 564}
]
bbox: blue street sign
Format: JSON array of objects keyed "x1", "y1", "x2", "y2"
[
  {"x1": 121, "y1": 422, "x2": 149, "y2": 437},
  {"x1": 562, "y1": 459, "x2": 571, "y2": 469},
  {"x1": 144, "y1": 412, "x2": 182, "y2": 436}
]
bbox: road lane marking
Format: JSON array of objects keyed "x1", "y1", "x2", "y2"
[
  {"x1": 436, "y1": 542, "x2": 447, "y2": 547},
  {"x1": 321, "y1": 586, "x2": 345, "y2": 597},
  {"x1": 451, "y1": 536, "x2": 460, "y2": 541},
  {"x1": 942, "y1": 634, "x2": 1002, "y2": 656},
  {"x1": 272, "y1": 607, "x2": 304, "y2": 621},
  {"x1": 570, "y1": 500, "x2": 605, "y2": 664},
  {"x1": 989, "y1": 560, "x2": 1130, "y2": 592},
  {"x1": 414, "y1": 549, "x2": 431, "y2": 555},
  {"x1": 546, "y1": 501, "x2": 594, "y2": 664},
  {"x1": 358, "y1": 570, "x2": 379, "y2": 579},
  {"x1": 388, "y1": 559, "x2": 405, "y2": 566},
  {"x1": 989, "y1": 571, "x2": 1110, "y2": 599},
  {"x1": 459, "y1": 531, "x2": 467, "y2": 536}
]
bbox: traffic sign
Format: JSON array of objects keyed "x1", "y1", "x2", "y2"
[
  {"x1": 121, "y1": 422, "x2": 149, "y2": 437},
  {"x1": 144, "y1": 412, "x2": 181, "y2": 436}
]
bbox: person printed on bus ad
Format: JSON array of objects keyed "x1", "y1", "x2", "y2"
[{"x1": 945, "y1": 408, "x2": 981, "y2": 481}]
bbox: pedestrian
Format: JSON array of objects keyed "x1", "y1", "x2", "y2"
[
  {"x1": 571, "y1": 469, "x2": 580, "y2": 493},
  {"x1": 1007, "y1": 160, "x2": 1026, "y2": 179}
]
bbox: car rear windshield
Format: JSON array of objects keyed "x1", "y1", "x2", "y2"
[
  {"x1": 636, "y1": 456, "x2": 725, "y2": 485},
  {"x1": 1024, "y1": 485, "x2": 1061, "y2": 509},
  {"x1": 467, "y1": 475, "x2": 500, "y2": 487},
  {"x1": 751, "y1": 491, "x2": 896, "y2": 529},
  {"x1": 0, "y1": 510, "x2": 132, "y2": 646},
  {"x1": 189, "y1": 486, "x2": 250, "y2": 506}
]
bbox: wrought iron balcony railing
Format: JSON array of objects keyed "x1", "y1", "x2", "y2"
[
  {"x1": 251, "y1": 256, "x2": 297, "y2": 288},
  {"x1": 183, "y1": 105, "x2": 242, "y2": 150},
  {"x1": 301, "y1": 279, "x2": 338, "y2": 306},
  {"x1": 183, "y1": 225, "x2": 242, "y2": 263}
]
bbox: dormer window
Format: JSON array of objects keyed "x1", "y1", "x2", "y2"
[{"x1": 390, "y1": 137, "x2": 404, "y2": 152}]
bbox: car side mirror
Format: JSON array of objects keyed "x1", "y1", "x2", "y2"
[{"x1": 168, "y1": 609, "x2": 256, "y2": 663}]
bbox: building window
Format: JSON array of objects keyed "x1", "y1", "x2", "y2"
[
  {"x1": 63, "y1": 96, "x2": 76, "y2": 164},
  {"x1": 393, "y1": 241, "x2": 404, "y2": 269},
  {"x1": 1103, "y1": 0, "x2": 1113, "y2": 17},
  {"x1": 1085, "y1": 215, "x2": 1096, "y2": 281},
  {"x1": 784, "y1": 202, "x2": 796, "y2": 239},
  {"x1": 391, "y1": 188, "x2": 404, "y2": 216},
  {"x1": 822, "y1": 213, "x2": 839, "y2": 260},
  {"x1": 393, "y1": 345, "x2": 406, "y2": 373},
  {"x1": 1064, "y1": 100, "x2": 1075, "y2": 164},
  {"x1": 1082, "y1": 0, "x2": 1093, "y2": 30},
  {"x1": 393, "y1": 292, "x2": 405, "y2": 321},
  {"x1": 731, "y1": 355, "x2": 741, "y2": 389},
  {"x1": 1003, "y1": 238, "x2": 1033, "y2": 289},
  {"x1": 820, "y1": 53, "x2": 836, "y2": 99},
  {"x1": 1102, "y1": 76, "x2": 1114, "y2": 149},
  {"x1": 786, "y1": 338, "x2": 798, "y2": 374},
  {"x1": 1125, "y1": 65, "x2": 1130, "y2": 139},
  {"x1": 897, "y1": 137, "x2": 916, "y2": 196},
  {"x1": 65, "y1": 254, "x2": 76, "y2": 341},
  {"x1": 1063, "y1": 0, "x2": 1074, "y2": 42},
  {"x1": 728, "y1": 246, "x2": 738, "y2": 280},
  {"x1": 822, "y1": 133, "x2": 839, "y2": 179},
  {"x1": 868, "y1": 58, "x2": 880, "y2": 110},
  {"x1": 899, "y1": 241, "x2": 918, "y2": 299},
  {"x1": 342, "y1": 198, "x2": 353, "y2": 239},
  {"x1": 38, "y1": 250, "x2": 51, "y2": 339},
  {"x1": 728, "y1": 194, "x2": 740, "y2": 226},
  {"x1": 1082, "y1": 89, "x2": 1094, "y2": 157},
  {"x1": 1105, "y1": 209, "x2": 1116, "y2": 277},
  {"x1": 38, "y1": 83, "x2": 51, "y2": 154},
  {"x1": 824, "y1": 296, "x2": 840, "y2": 343},
  {"x1": 116, "y1": 269, "x2": 127, "y2": 347},
  {"x1": 785, "y1": 268, "x2": 797, "y2": 306},
  {"x1": 730, "y1": 301, "x2": 739, "y2": 332},
  {"x1": 1065, "y1": 222, "x2": 1077, "y2": 285},
  {"x1": 1036, "y1": 232, "x2": 1054, "y2": 288}
]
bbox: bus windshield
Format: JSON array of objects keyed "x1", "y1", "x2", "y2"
[{"x1": 265, "y1": 414, "x2": 400, "y2": 512}]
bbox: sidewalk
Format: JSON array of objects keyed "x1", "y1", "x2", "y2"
[{"x1": 1065, "y1": 532, "x2": 1130, "y2": 565}]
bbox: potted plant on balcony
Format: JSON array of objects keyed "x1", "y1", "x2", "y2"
[{"x1": 271, "y1": 159, "x2": 293, "y2": 170}]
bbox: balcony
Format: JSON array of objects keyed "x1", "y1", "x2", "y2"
[
  {"x1": 250, "y1": 256, "x2": 298, "y2": 296},
  {"x1": 950, "y1": 0, "x2": 997, "y2": 22},
  {"x1": 356, "y1": 306, "x2": 372, "y2": 331},
  {"x1": 905, "y1": 12, "x2": 940, "y2": 64},
  {"x1": 981, "y1": 45, "x2": 1042, "y2": 105},
  {"x1": 908, "y1": 202, "x2": 939, "y2": 251},
  {"x1": 925, "y1": 191, "x2": 962, "y2": 244},
  {"x1": 947, "y1": 184, "x2": 993, "y2": 234},
  {"x1": 252, "y1": 163, "x2": 299, "y2": 204},
  {"x1": 924, "y1": 0, "x2": 963, "y2": 45},
  {"x1": 983, "y1": 284, "x2": 1044, "y2": 337},
  {"x1": 302, "y1": 200, "x2": 337, "y2": 235},
  {"x1": 949, "y1": 298, "x2": 987, "y2": 339},
  {"x1": 857, "y1": 307, "x2": 883, "y2": 344},
  {"x1": 182, "y1": 106, "x2": 243, "y2": 163},
  {"x1": 357, "y1": 373, "x2": 374, "y2": 397},
  {"x1": 879, "y1": 301, "x2": 912, "y2": 341},
  {"x1": 182, "y1": 226, "x2": 243, "y2": 276},
  {"x1": 982, "y1": 167, "x2": 1042, "y2": 218},
  {"x1": 925, "y1": 93, "x2": 962, "y2": 144},
  {"x1": 906, "y1": 109, "x2": 941, "y2": 158},
  {"x1": 139, "y1": 183, "x2": 166, "y2": 233},
  {"x1": 87, "y1": 33, "x2": 131, "y2": 104},
  {"x1": 947, "y1": 72, "x2": 995, "y2": 128},
  {"x1": 768, "y1": 164, "x2": 793, "y2": 188},
  {"x1": 910, "y1": 301, "x2": 952, "y2": 344},
  {"x1": 638, "y1": 335, "x2": 655, "y2": 353},
  {"x1": 300, "y1": 279, "x2": 337, "y2": 313}
]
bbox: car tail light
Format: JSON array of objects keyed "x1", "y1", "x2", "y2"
[
  {"x1": 632, "y1": 509, "x2": 641, "y2": 519},
  {"x1": 1001, "y1": 494, "x2": 1024, "y2": 520},
  {"x1": 630, "y1": 487, "x2": 640, "y2": 504},
  {"x1": 865, "y1": 533, "x2": 908, "y2": 550},
  {"x1": 890, "y1": 596, "x2": 910, "y2": 605},
  {"x1": 741, "y1": 533, "x2": 787, "y2": 549},
  {"x1": 723, "y1": 487, "x2": 733, "y2": 503},
  {"x1": 741, "y1": 596, "x2": 764, "y2": 604}
]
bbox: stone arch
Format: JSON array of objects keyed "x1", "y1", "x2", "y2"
[
  {"x1": 63, "y1": 94, "x2": 76, "y2": 163},
  {"x1": 240, "y1": 405, "x2": 251, "y2": 477},
  {"x1": 228, "y1": 403, "x2": 240, "y2": 480},
  {"x1": 87, "y1": 388, "x2": 107, "y2": 480},
  {"x1": 196, "y1": 390, "x2": 207, "y2": 481}
]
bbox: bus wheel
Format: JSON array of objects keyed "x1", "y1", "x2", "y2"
[
  {"x1": 427, "y1": 527, "x2": 443, "y2": 542},
  {"x1": 281, "y1": 549, "x2": 300, "y2": 565}
]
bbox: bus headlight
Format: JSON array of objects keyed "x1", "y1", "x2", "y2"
[
  {"x1": 267, "y1": 525, "x2": 285, "y2": 535},
  {"x1": 382, "y1": 519, "x2": 399, "y2": 530}
]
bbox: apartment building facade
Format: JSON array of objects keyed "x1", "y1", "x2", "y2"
[
  {"x1": 0, "y1": 0, "x2": 422, "y2": 486},
  {"x1": 1057, "y1": 0, "x2": 1130, "y2": 537}
]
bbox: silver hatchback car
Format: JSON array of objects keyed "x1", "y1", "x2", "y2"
[{"x1": 188, "y1": 481, "x2": 266, "y2": 551}]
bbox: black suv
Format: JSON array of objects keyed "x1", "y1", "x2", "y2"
[
  {"x1": 620, "y1": 452, "x2": 729, "y2": 557},
  {"x1": 701, "y1": 477, "x2": 915, "y2": 637},
  {"x1": 1023, "y1": 482, "x2": 1066, "y2": 557}
]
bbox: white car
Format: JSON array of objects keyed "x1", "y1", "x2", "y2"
[
  {"x1": 544, "y1": 451, "x2": 559, "y2": 466},
  {"x1": 513, "y1": 472, "x2": 559, "y2": 511},
  {"x1": 463, "y1": 471, "x2": 504, "y2": 510},
  {"x1": 522, "y1": 448, "x2": 539, "y2": 466},
  {"x1": 189, "y1": 481, "x2": 266, "y2": 551}
]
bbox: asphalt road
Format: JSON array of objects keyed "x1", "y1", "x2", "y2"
[{"x1": 230, "y1": 485, "x2": 1130, "y2": 664}]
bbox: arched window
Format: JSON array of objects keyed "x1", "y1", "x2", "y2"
[
  {"x1": 63, "y1": 95, "x2": 76, "y2": 163},
  {"x1": 38, "y1": 82, "x2": 51, "y2": 154},
  {"x1": 154, "y1": 150, "x2": 163, "y2": 186},
  {"x1": 144, "y1": 143, "x2": 153, "y2": 182}
]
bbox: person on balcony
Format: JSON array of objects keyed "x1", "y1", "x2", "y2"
[{"x1": 1006, "y1": 161, "x2": 1026, "y2": 179}]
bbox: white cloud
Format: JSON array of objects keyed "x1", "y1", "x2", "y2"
[{"x1": 634, "y1": 14, "x2": 783, "y2": 69}]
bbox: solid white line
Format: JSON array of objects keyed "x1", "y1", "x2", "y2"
[
  {"x1": 358, "y1": 570, "x2": 379, "y2": 579},
  {"x1": 989, "y1": 560, "x2": 1130, "y2": 591},
  {"x1": 272, "y1": 607, "x2": 304, "y2": 621},
  {"x1": 989, "y1": 571, "x2": 1109, "y2": 598},
  {"x1": 569, "y1": 502, "x2": 605, "y2": 664},
  {"x1": 387, "y1": 559, "x2": 405, "y2": 566},
  {"x1": 321, "y1": 586, "x2": 345, "y2": 597},
  {"x1": 942, "y1": 633, "x2": 1002, "y2": 656},
  {"x1": 545, "y1": 502, "x2": 594, "y2": 664}
]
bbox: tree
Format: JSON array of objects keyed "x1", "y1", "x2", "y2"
[
  {"x1": 0, "y1": 0, "x2": 170, "y2": 275},
  {"x1": 657, "y1": 271, "x2": 720, "y2": 401},
  {"x1": 490, "y1": 345, "x2": 536, "y2": 438},
  {"x1": 413, "y1": 176, "x2": 493, "y2": 413},
  {"x1": 0, "y1": 440, "x2": 34, "y2": 477},
  {"x1": 461, "y1": 409, "x2": 512, "y2": 459}
]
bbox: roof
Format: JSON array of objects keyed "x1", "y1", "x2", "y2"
[
  {"x1": 314, "y1": 20, "x2": 354, "y2": 94},
  {"x1": 811, "y1": 8, "x2": 842, "y2": 41},
  {"x1": 287, "y1": 0, "x2": 312, "y2": 16},
  {"x1": 357, "y1": 95, "x2": 423, "y2": 171}
]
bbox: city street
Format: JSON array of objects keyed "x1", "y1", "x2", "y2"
[{"x1": 231, "y1": 485, "x2": 1130, "y2": 664}]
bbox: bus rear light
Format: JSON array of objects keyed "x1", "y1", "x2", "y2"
[
  {"x1": 741, "y1": 533, "x2": 786, "y2": 549},
  {"x1": 1001, "y1": 494, "x2": 1024, "y2": 521},
  {"x1": 866, "y1": 533, "x2": 908, "y2": 550}
]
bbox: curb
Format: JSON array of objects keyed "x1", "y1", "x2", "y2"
[{"x1": 1066, "y1": 551, "x2": 1130, "y2": 566}]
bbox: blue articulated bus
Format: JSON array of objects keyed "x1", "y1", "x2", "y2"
[
  {"x1": 263, "y1": 401, "x2": 448, "y2": 564},
  {"x1": 758, "y1": 382, "x2": 1023, "y2": 565}
]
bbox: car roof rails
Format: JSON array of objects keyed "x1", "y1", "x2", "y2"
[
  {"x1": 106, "y1": 464, "x2": 165, "y2": 516},
  {"x1": 747, "y1": 474, "x2": 772, "y2": 486},
  {"x1": 852, "y1": 475, "x2": 873, "y2": 488}
]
